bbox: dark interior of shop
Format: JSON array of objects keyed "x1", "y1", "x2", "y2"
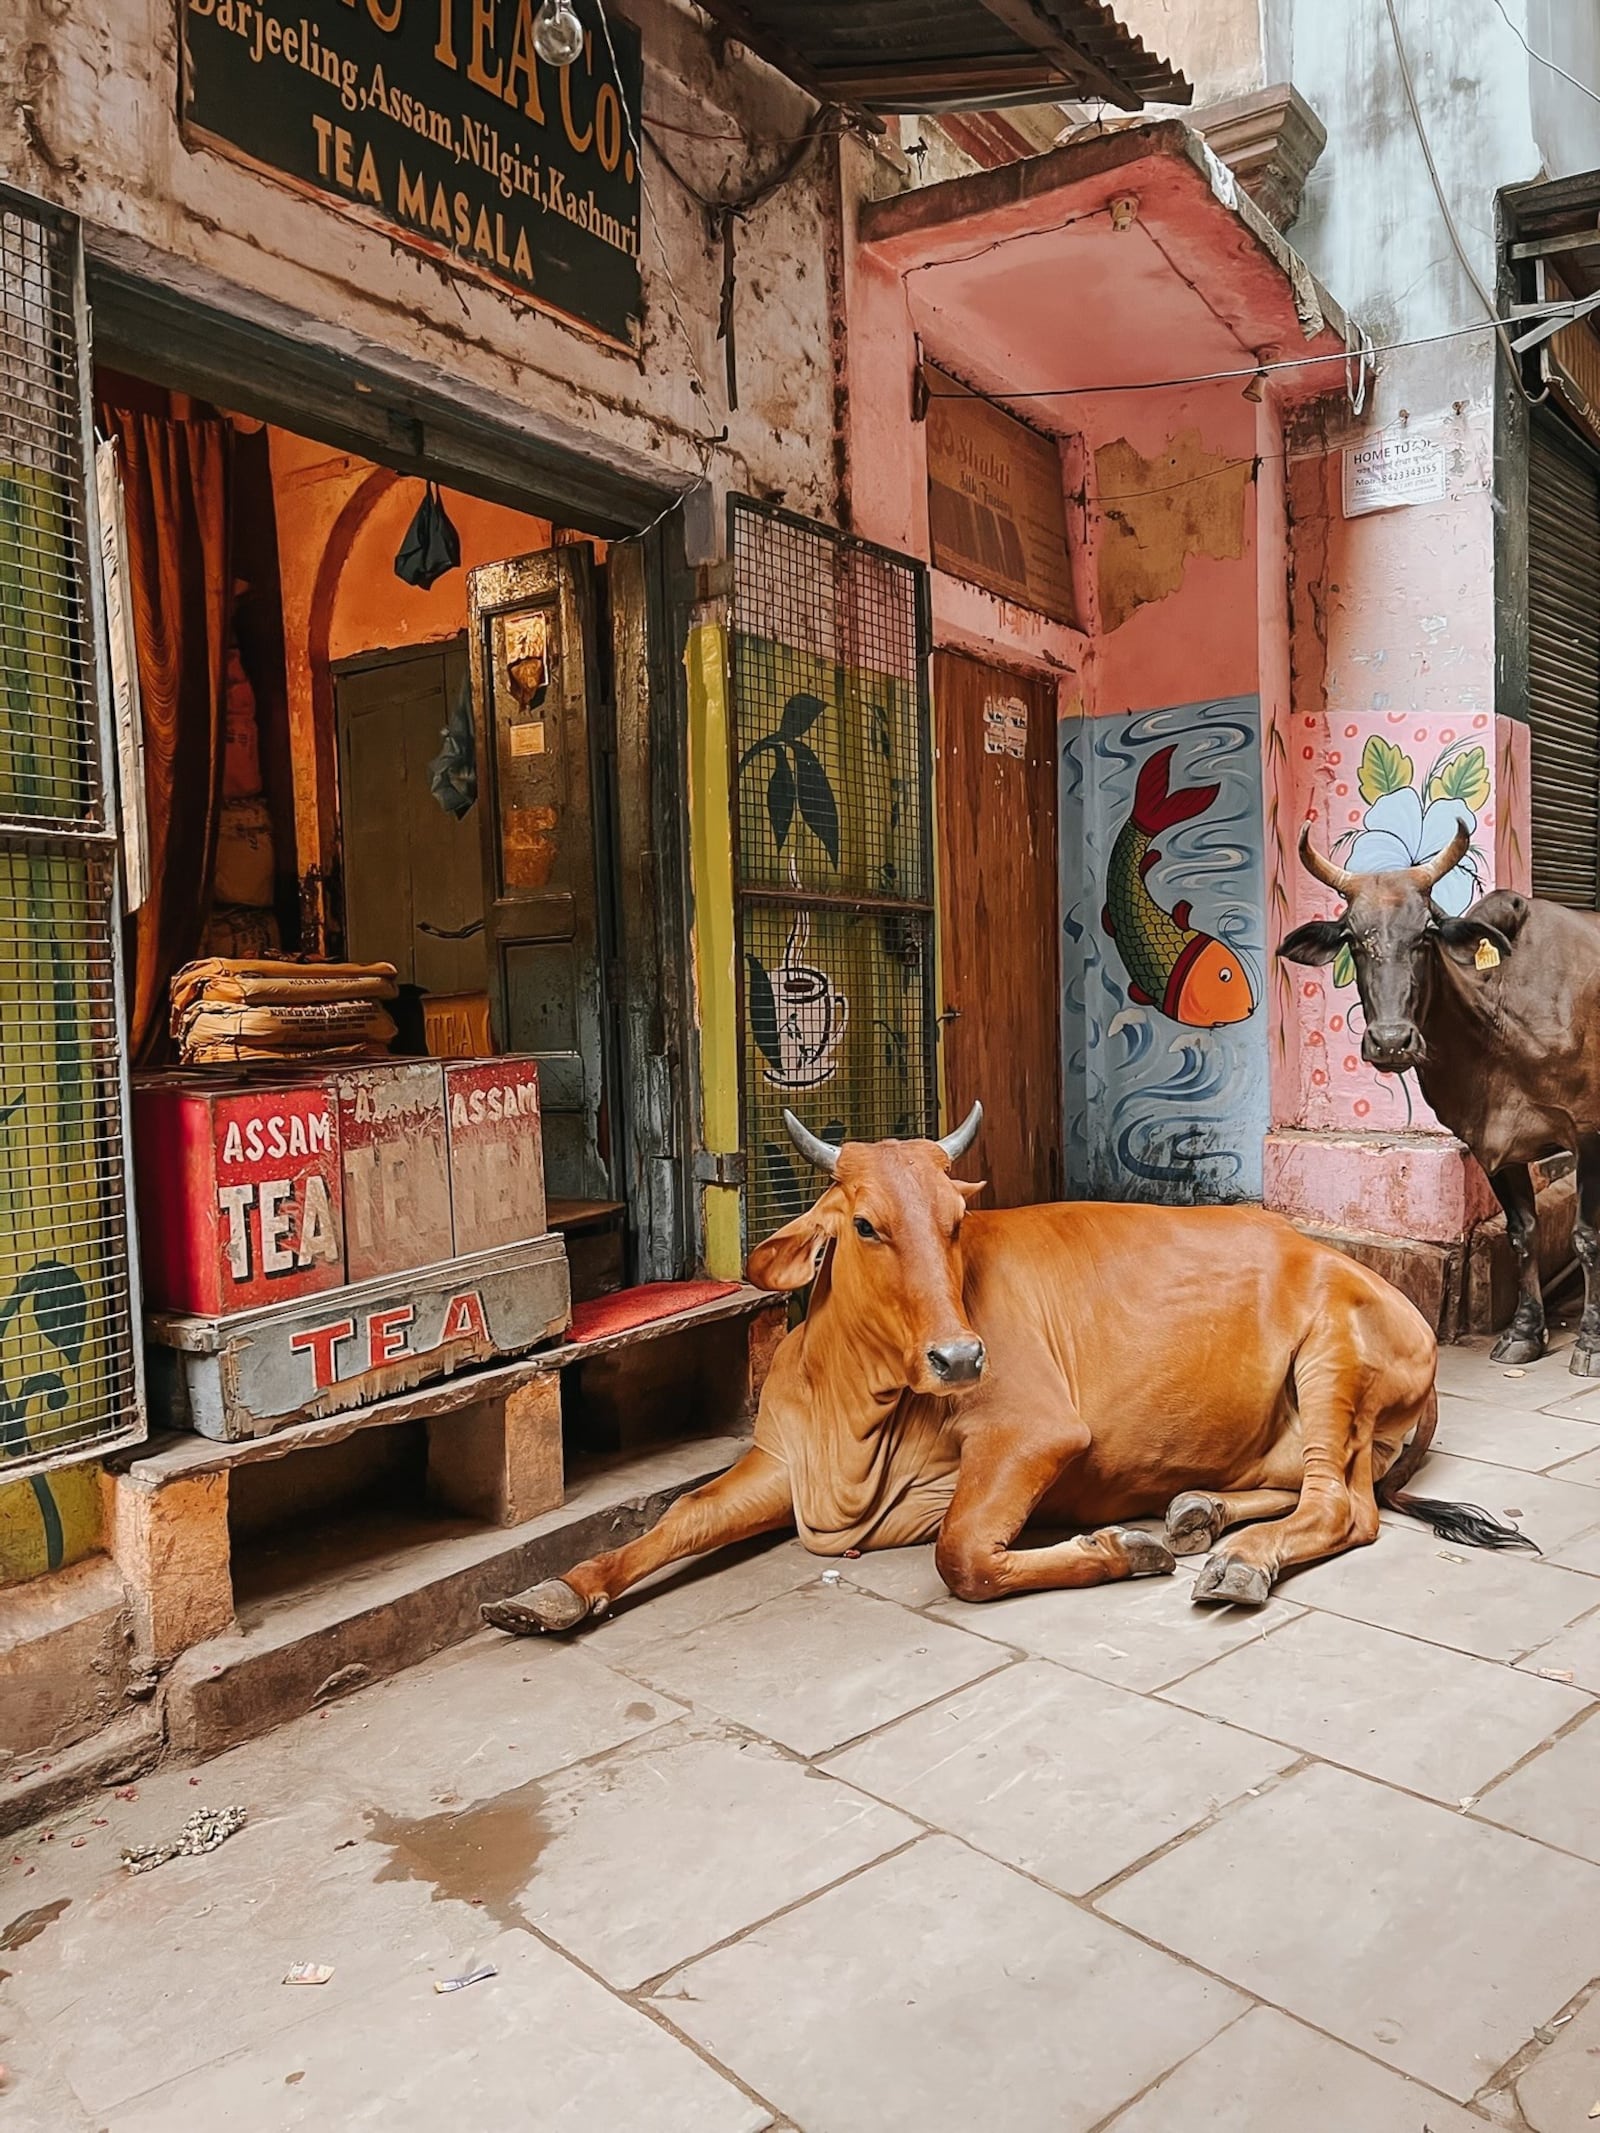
[{"x1": 92, "y1": 361, "x2": 739, "y2": 1590}]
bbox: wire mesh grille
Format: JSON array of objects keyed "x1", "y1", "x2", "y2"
[
  {"x1": 729, "y1": 497, "x2": 935, "y2": 1244},
  {"x1": 0, "y1": 203, "x2": 103, "y2": 834},
  {"x1": 0, "y1": 191, "x2": 139, "y2": 1476}
]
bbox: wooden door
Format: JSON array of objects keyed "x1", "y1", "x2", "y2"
[
  {"x1": 467, "y1": 546, "x2": 618, "y2": 1211},
  {"x1": 934, "y1": 651, "x2": 1062, "y2": 1207},
  {"x1": 336, "y1": 640, "x2": 486, "y2": 995}
]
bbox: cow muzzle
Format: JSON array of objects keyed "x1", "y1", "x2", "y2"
[
  {"x1": 925, "y1": 1337, "x2": 986, "y2": 1387},
  {"x1": 1362, "y1": 1022, "x2": 1427, "y2": 1071}
]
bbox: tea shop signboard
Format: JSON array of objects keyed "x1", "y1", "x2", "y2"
[{"x1": 180, "y1": 0, "x2": 643, "y2": 344}]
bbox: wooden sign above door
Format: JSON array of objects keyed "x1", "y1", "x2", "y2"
[{"x1": 923, "y1": 366, "x2": 1079, "y2": 627}]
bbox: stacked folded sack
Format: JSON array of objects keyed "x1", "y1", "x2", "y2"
[{"x1": 171, "y1": 958, "x2": 399, "y2": 1065}]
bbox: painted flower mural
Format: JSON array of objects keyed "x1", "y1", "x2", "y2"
[{"x1": 1328, "y1": 736, "x2": 1489, "y2": 987}]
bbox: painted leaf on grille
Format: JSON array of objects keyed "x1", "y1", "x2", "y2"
[
  {"x1": 778, "y1": 691, "x2": 827, "y2": 740},
  {"x1": 791, "y1": 742, "x2": 840, "y2": 867},
  {"x1": 765, "y1": 748, "x2": 796, "y2": 850},
  {"x1": 745, "y1": 953, "x2": 783, "y2": 1070}
]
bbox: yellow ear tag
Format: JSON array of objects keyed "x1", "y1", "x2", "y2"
[{"x1": 1475, "y1": 938, "x2": 1501, "y2": 971}]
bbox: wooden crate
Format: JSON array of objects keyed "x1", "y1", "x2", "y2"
[{"x1": 144, "y1": 1234, "x2": 571, "y2": 1439}]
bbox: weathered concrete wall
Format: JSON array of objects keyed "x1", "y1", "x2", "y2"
[
  {"x1": 1528, "y1": 0, "x2": 1600, "y2": 178},
  {"x1": 0, "y1": 0, "x2": 851, "y2": 540}
]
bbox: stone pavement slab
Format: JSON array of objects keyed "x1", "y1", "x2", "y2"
[
  {"x1": 927, "y1": 1561, "x2": 1304, "y2": 1692},
  {"x1": 1535, "y1": 1383, "x2": 1600, "y2": 1424},
  {"x1": 1474, "y1": 1707, "x2": 1600, "y2": 1862},
  {"x1": 1163, "y1": 1607, "x2": 1589, "y2": 1802},
  {"x1": 1391, "y1": 1453, "x2": 1600, "y2": 1551},
  {"x1": 1281, "y1": 1517, "x2": 1599, "y2": 1661},
  {"x1": 1547, "y1": 1520, "x2": 1600, "y2": 1574},
  {"x1": 1547, "y1": 1439, "x2": 1600, "y2": 1484},
  {"x1": 824, "y1": 1658, "x2": 1293, "y2": 1895},
  {"x1": 509, "y1": 1720, "x2": 917, "y2": 1989},
  {"x1": 0, "y1": 2009, "x2": 97, "y2": 2133},
  {"x1": 650, "y1": 1834, "x2": 1244, "y2": 2133},
  {"x1": 1507, "y1": 1988, "x2": 1600, "y2": 2132},
  {"x1": 289, "y1": 1631, "x2": 686, "y2": 1815},
  {"x1": 1103, "y1": 2005, "x2": 1492, "y2": 2131},
  {"x1": 836, "y1": 1541, "x2": 952, "y2": 1609},
  {"x1": 1434, "y1": 1395, "x2": 1600, "y2": 1474},
  {"x1": 1434, "y1": 1342, "x2": 1584, "y2": 1411},
  {"x1": 103, "y1": 1928, "x2": 771, "y2": 2133},
  {"x1": 4, "y1": 1793, "x2": 487, "y2": 2116},
  {"x1": 1100, "y1": 1760, "x2": 1600, "y2": 2101},
  {"x1": 613, "y1": 1582, "x2": 1005, "y2": 1756},
  {"x1": 582, "y1": 1537, "x2": 823, "y2": 1670},
  {"x1": 1515, "y1": 1601, "x2": 1600, "y2": 1692}
]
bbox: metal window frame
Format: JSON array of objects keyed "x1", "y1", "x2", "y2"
[
  {"x1": 726, "y1": 494, "x2": 939, "y2": 1248},
  {"x1": 0, "y1": 180, "x2": 145, "y2": 1481}
]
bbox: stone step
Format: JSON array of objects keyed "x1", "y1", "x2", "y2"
[{"x1": 162, "y1": 1434, "x2": 749, "y2": 1760}]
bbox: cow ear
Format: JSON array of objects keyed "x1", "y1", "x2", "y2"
[
  {"x1": 746, "y1": 1189, "x2": 845, "y2": 1292},
  {"x1": 953, "y1": 1178, "x2": 986, "y2": 1204},
  {"x1": 1433, "y1": 916, "x2": 1515, "y2": 961},
  {"x1": 1277, "y1": 920, "x2": 1346, "y2": 967},
  {"x1": 1464, "y1": 889, "x2": 1530, "y2": 940}
]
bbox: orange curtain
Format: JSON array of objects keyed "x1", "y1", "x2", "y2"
[{"x1": 101, "y1": 408, "x2": 233, "y2": 1066}]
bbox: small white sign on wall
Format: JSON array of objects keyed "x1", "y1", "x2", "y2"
[{"x1": 1342, "y1": 427, "x2": 1448, "y2": 517}]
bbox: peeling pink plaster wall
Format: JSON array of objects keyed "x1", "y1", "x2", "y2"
[{"x1": 1082, "y1": 380, "x2": 1260, "y2": 717}]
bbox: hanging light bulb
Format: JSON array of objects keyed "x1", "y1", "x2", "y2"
[{"x1": 533, "y1": 0, "x2": 585, "y2": 65}]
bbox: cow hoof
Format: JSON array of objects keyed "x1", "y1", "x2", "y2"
[
  {"x1": 1192, "y1": 1555, "x2": 1272, "y2": 1609},
  {"x1": 1491, "y1": 1331, "x2": 1547, "y2": 1365},
  {"x1": 481, "y1": 1580, "x2": 591, "y2": 1635},
  {"x1": 1111, "y1": 1528, "x2": 1176, "y2": 1577},
  {"x1": 1165, "y1": 1492, "x2": 1224, "y2": 1556},
  {"x1": 1570, "y1": 1344, "x2": 1600, "y2": 1379}
]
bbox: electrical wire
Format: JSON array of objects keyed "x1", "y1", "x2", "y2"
[
  {"x1": 918, "y1": 308, "x2": 1549, "y2": 401},
  {"x1": 1489, "y1": 0, "x2": 1600, "y2": 107}
]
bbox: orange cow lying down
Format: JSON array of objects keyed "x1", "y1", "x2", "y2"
[{"x1": 484, "y1": 1106, "x2": 1469, "y2": 1637}]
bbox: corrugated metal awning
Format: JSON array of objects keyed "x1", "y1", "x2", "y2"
[{"x1": 692, "y1": 0, "x2": 1191, "y2": 118}]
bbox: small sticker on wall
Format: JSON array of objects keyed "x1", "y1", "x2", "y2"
[
  {"x1": 983, "y1": 698, "x2": 1029, "y2": 759},
  {"x1": 510, "y1": 721, "x2": 546, "y2": 757},
  {"x1": 1342, "y1": 427, "x2": 1447, "y2": 516}
]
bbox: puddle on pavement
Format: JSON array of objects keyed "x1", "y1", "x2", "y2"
[
  {"x1": 366, "y1": 1779, "x2": 552, "y2": 1934},
  {"x1": 1, "y1": 1897, "x2": 70, "y2": 1952}
]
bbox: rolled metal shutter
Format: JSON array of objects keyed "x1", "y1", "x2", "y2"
[{"x1": 1528, "y1": 424, "x2": 1600, "y2": 908}]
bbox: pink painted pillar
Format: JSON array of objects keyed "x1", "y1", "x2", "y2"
[{"x1": 1263, "y1": 395, "x2": 1512, "y2": 1269}]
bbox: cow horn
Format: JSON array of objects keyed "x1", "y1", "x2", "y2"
[
  {"x1": 782, "y1": 1109, "x2": 840, "y2": 1175},
  {"x1": 1414, "y1": 820, "x2": 1471, "y2": 893},
  {"x1": 1298, "y1": 825, "x2": 1355, "y2": 898},
  {"x1": 937, "y1": 1101, "x2": 983, "y2": 1163}
]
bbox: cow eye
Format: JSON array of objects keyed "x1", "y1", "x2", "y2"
[{"x1": 853, "y1": 1217, "x2": 879, "y2": 1243}]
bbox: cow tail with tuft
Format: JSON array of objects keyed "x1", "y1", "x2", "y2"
[{"x1": 1377, "y1": 1390, "x2": 1541, "y2": 1552}]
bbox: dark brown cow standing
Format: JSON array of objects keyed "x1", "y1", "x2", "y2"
[
  {"x1": 1280, "y1": 824, "x2": 1600, "y2": 1376},
  {"x1": 483, "y1": 1106, "x2": 1443, "y2": 1635}
]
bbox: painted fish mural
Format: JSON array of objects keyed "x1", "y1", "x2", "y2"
[{"x1": 1101, "y1": 745, "x2": 1256, "y2": 1028}]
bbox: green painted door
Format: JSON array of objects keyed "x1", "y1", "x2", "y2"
[{"x1": 466, "y1": 547, "x2": 617, "y2": 1208}]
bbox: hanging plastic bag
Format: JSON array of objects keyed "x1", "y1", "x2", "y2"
[
  {"x1": 428, "y1": 674, "x2": 477, "y2": 817},
  {"x1": 394, "y1": 481, "x2": 461, "y2": 590}
]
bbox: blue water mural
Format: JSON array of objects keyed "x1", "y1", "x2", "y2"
[{"x1": 1061, "y1": 697, "x2": 1266, "y2": 1203}]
